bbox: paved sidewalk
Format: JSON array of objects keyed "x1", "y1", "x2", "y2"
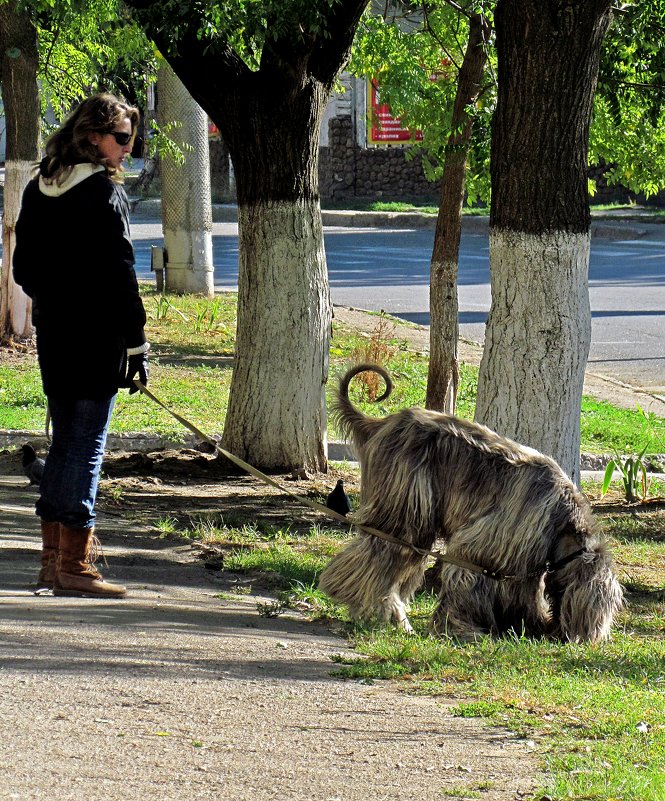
[{"x1": 0, "y1": 475, "x2": 537, "y2": 801}]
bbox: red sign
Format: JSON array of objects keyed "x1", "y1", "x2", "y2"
[{"x1": 368, "y1": 79, "x2": 423, "y2": 145}]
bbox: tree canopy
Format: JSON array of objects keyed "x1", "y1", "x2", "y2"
[
  {"x1": 592, "y1": 0, "x2": 665, "y2": 197},
  {"x1": 126, "y1": 0, "x2": 365, "y2": 79},
  {"x1": 350, "y1": 0, "x2": 495, "y2": 204},
  {"x1": 351, "y1": 0, "x2": 665, "y2": 203},
  {"x1": 124, "y1": 0, "x2": 370, "y2": 471},
  {"x1": 7, "y1": 0, "x2": 154, "y2": 117}
]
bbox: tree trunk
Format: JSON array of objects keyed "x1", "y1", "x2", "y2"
[
  {"x1": 426, "y1": 13, "x2": 489, "y2": 412},
  {"x1": 219, "y1": 82, "x2": 331, "y2": 471},
  {"x1": 157, "y1": 61, "x2": 214, "y2": 296},
  {"x1": 210, "y1": 137, "x2": 233, "y2": 203},
  {"x1": 124, "y1": 0, "x2": 368, "y2": 472},
  {"x1": 0, "y1": 3, "x2": 40, "y2": 342},
  {"x1": 228, "y1": 197, "x2": 329, "y2": 471},
  {"x1": 475, "y1": 0, "x2": 613, "y2": 485},
  {"x1": 160, "y1": 59, "x2": 333, "y2": 472}
]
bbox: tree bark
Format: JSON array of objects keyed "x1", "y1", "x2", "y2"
[
  {"x1": 125, "y1": 0, "x2": 368, "y2": 472},
  {"x1": 426, "y1": 13, "x2": 489, "y2": 412},
  {"x1": 475, "y1": 0, "x2": 613, "y2": 486},
  {"x1": 0, "y1": 2, "x2": 40, "y2": 342},
  {"x1": 220, "y1": 79, "x2": 331, "y2": 470}
]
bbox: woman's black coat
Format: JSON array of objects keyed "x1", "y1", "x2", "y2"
[{"x1": 13, "y1": 167, "x2": 147, "y2": 399}]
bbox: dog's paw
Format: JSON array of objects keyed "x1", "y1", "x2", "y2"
[{"x1": 396, "y1": 616, "x2": 415, "y2": 635}]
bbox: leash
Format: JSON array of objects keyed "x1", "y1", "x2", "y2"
[{"x1": 132, "y1": 380, "x2": 587, "y2": 581}]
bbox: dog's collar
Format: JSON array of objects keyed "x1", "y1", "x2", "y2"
[
  {"x1": 544, "y1": 548, "x2": 588, "y2": 574},
  {"x1": 464, "y1": 548, "x2": 590, "y2": 582}
]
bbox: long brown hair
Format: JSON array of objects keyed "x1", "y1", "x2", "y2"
[{"x1": 42, "y1": 92, "x2": 140, "y2": 185}]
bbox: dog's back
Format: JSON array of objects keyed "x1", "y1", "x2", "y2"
[{"x1": 332, "y1": 365, "x2": 572, "y2": 546}]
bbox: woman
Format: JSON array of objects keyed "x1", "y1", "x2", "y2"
[{"x1": 13, "y1": 92, "x2": 149, "y2": 598}]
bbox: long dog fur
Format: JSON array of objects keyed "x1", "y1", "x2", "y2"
[{"x1": 318, "y1": 363, "x2": 623, "y2": 642}]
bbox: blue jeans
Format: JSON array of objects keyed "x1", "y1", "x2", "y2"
[{"x1": 36, "y1": 394, "x2": 116, "y2": 529}]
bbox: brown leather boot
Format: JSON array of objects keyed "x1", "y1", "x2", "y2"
[
  {"x1": 36, "y1": 520, "x2": 61, "y2": 589},
  {"x1": 53, "y1": 525, "x2": 127, "y2": 598}
]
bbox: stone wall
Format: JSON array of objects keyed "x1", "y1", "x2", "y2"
[
  {"x1": 319, "y1": 115, "x2": 441, "y2": 203},
  {"x1": 320, "y1": 113, "x2": 665, "y2": 208}
]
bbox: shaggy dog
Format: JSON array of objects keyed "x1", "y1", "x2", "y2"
[{"x1": 319, "y1": 364, "x2": 623, "y2": 643}]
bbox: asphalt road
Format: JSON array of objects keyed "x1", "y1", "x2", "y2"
[{"x1": 130, "y1": 218, "x2": 665, "y2": 391}]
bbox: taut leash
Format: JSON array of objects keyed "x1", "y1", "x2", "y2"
[
  {"x1": 132, "y1": 381, "x2": 438, "y2": 554},
  {"x1": 132, "y1": 380, "x2": 586, "y2": 581}
]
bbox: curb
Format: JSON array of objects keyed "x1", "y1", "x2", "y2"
[
  {"x1": 127, "y1": 199, "x2": 648, "y2": 240},
  {"x1": 1, "y1": 429, "x2": 201, "y2": 454}
]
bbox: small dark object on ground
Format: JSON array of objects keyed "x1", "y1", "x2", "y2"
[
  {"x1": 22, "y1": 443, "x2": 45, "y2": 485},
  {"x1": 197, "y1": 438, "x2": 220, "y2": 454},
  {"x1": 326, "y1": 479, "x2": 352, "y2": 516}
]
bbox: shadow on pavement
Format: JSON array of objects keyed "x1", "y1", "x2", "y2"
[{"x1": 0, "y1": 475, "x2": 350, "y2": 686}]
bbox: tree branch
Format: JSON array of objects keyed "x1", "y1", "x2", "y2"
[
  {"x1": 123, "y1": 0, "x2": 250, "y2": 83},
  {"x1": 308, "y1": 0, "x2": 370, "y2": 85}
]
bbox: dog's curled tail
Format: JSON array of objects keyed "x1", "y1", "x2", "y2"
[{"x1": 331, "y1": 363, "x2": 393, "y2": 446}]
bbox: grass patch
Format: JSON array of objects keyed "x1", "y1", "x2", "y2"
[
  {"x1": 0, "y1": 364, "x2": 47, "y2": 429},
  {"x1": 590, "y1": 202, "x2": 665, "y2": 218},
  {"x1": 177, "y1": 517, "x2": 346, "y2": 591},
  {"x1": 334, "y1": 613, "x2": 664, "y2": 800},
  {"x1": 322, "y1": 199, "x2": 439, "y2": 214},
  {"x1": 2, "y1": 287, "x2": 665, "y2": 457},
  {"x1": 322, "y1": 199, "x2": 492, "y2": 215},
  {"x1": 192, "y1": 507, "x2": 664, "y2": 801},
  {"x1": 318, "y1": 511, "x2": 665, "y2": 801},
  {"x1": 322, "y1": 198, "x2": 665, "y2": 219},
  {"x1": 218, "y1": 542, "x2": 329, "y2": 588},
  {"x1": 580, "y1": 399, "x2": 665, "y2": 456}
]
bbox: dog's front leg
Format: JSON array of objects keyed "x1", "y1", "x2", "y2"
[{"x1": 382, "y1": 589, "x2": 414, "y2": 634}]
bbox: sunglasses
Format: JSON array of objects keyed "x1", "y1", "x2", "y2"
[{"x1": 106, "y1": 130, "x2": 133, "y2": 146}]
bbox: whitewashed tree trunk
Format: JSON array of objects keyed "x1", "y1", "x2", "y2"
[
  {"x1": 1, "y1": 161, "x2": 35, "y2": 338},
  {"x1": 476, "y1": 230, "x2": 591, "y2": 484},
  {"x1": 127, "y1": 0, "x2": 369, "y2": 471},
  {"x1": 157, "y1": 61, "x2": 214, "y2": 296},
  {"x1": 476, "y1": 0, "x2": 613, "y2": 485},
  {"x1": 426, "y1": 13, "x2": 489, "y2": 414},
  {"x1": 223, "y1": 199, "x2": 330, "y2": 471},
  {"x1": 0, "y1": 3, "x2": 39, "y2": 341}
]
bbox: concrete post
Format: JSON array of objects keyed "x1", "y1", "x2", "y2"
[{"x1": 157, "y1": 61, "x2": 214, "y2": 296}]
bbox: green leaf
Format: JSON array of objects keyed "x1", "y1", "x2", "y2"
[{"x1": 601, "y1": 460, "x2": 617, "y2": 495}]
